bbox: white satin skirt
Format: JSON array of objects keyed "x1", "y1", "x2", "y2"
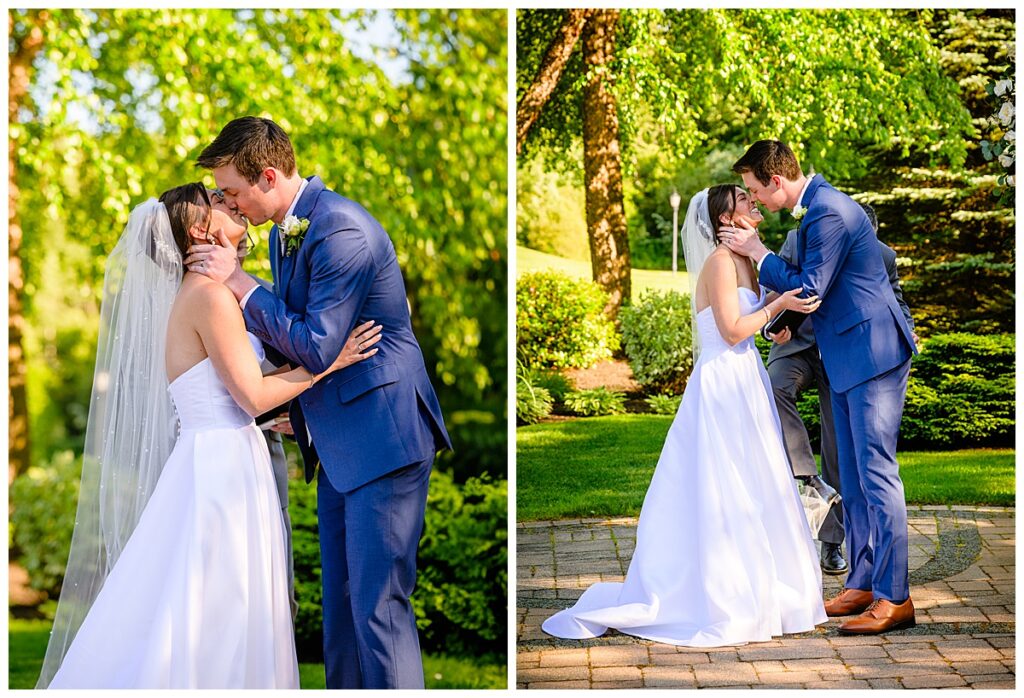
[{"x1": 49, "y1": 423, "x2": 299, "y2": 688}]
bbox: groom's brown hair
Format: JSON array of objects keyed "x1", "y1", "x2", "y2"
[
  {"x1": 196, "y1": 117, "x2": 296, "y2": 183},
  {"x1": 732, "y1": 140, "x2": 801, "y2": 186}
]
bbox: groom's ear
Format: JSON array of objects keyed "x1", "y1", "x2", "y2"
[{"x1": 261, "y1": 167, "x2": 278, "y2": 190}]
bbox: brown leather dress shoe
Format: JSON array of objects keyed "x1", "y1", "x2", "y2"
[
  {"x1": 824, "y1": 588, "x2": 873, "y2": 617},
  {"x1": 838, "y1": 598, "x2": 916, "y2": 635}
]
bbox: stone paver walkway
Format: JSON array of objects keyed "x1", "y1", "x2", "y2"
[{"x1": 518, "y1": 505, "x2": 1014, "y2": 689}]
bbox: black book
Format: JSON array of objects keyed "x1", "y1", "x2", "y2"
[{"x1": 766, "y1": 309, "x2": 809, "y2": 337}]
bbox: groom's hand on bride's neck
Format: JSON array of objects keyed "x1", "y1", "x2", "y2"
[
  {"x1": 184, "y1": 228, "x2": 255, "y2": 299},
  {"x1": 718, "y1": 222, "x2": 769, "y2": 263}
]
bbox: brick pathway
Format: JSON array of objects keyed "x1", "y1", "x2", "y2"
[{"x1": 517, "y1": 506, "x2": 1014, "y2": 689}]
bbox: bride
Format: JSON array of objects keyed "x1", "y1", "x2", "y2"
[
  {"x1": 542, "y1": 185, "x2": 829, "y2": 647},
  {"x1": 37, "y1": 183, "x2": 381, "y2": 688}
]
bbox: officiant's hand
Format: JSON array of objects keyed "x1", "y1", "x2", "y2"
[
  {"x1": 768, "y1": 326, "x2": 792, "y2": 345},
  {"x1": 719, "y1": 220, "x2": 769, "y2": 263},
  {"x1": 184, "y1": 227, "x2": 240, "y2": 285}
]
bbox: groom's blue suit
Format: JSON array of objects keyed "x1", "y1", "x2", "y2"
[
  {"x1": 243, "y1": 176, "x2": 452, "y2": 688},
  {"x1": 758, "y1": 175, "x2": 916, "y2": 603}
]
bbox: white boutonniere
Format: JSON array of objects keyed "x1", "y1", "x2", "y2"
[
  {"x1": 791, "y1": 204, "x2": 807, "y2": 221},
  {"x1": 280, "y1": 215, "x2": 311, "y2": 256}
]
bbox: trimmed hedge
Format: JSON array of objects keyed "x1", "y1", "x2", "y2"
[
  {"x1": 620, "y1": 289, "x2": 694, "y2": 395},
  {"x1": 516, "y1": 271, "x2": 619, "y2": 369},
  {"x1": 789, "y1": 333, "x2": 1014, "y2": 449}
]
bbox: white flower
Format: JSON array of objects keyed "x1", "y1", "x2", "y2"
[
  {"x1": 994, "y1": 79, "x2": 1013, "y2": 97},
  {"x1": 997, "y1": 101, "x2": 1014, "y2": 127},
  {"x1": 998, "y1": 152, "x2": 1014, "y2": 168},
  {"x1": 1004, "y1": 129, "x2": 1015, "y2": 144},
  {"x1": 280, "y1": 215, "x2": 301, "y2": 237},
  {"x1": 1007, "y1": 175, "x2": 1015, "y2": 187},
  {"x1": 279, "y1": 215, "x2": 311, "y2": 256},
  {"x1": 791, "y1": 204, "x2": 807, "y2": 220}
]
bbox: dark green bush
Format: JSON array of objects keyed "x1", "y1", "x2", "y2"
[
  {"x1": 415, "y1": 470, "x2": 507, "y2": 657},
  {"x1": 899, "y1": 333, "x2": 1014, "y2": 447},
  {"x1": 619, "y1": 289, "x2": 694, "y2": 394},
  {"x1": 516, "y1": 271, "x2": 619, "y2": 369},
  {"x1": 786, "y1": 333, "x2": 1014, "y2": 450},
  {"x1": 564, "y1": 387, "x2": 627, "y2": 416},
  {"x1": 290, "y1": 468, "x2": 507, "y2": 662}
]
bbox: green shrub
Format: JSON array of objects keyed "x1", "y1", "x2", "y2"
[
  {"x1": 10, "y1": 450, "x2": 82, "y2": 596},
  {"x1": 516, "y1": 380, "x2": 553, "y2": 425},
  {"x1": 516, "y1": 271, "x2": 619, "y2": 369},
  {"x1": 644, "y1": 393, "x2": 682, "y2": 415},
  {"x1": 783, "y1": 333, "x2": 1014, "y2": 450},
  {"x1": 415, "y1": 470, "x2": 507, "y2": 657},
  {"x1": 899, "y1": 333, "x2": 1014, "y2": 448},
  {"x1": 564, "y1": 388, "x2": 627, "y2": 416},
  {"x1": 518, "y1": 365, "x2": 574, "y2": 402},
  {"x1": 290, "y1": 469, "x2": 507, "y2": 662},
  {"x1": 288, "y1": 474, "x2": 326, "y2": 661},
  {"x1": 619, "y1": 289, "x2": 694, "y2": 394}
]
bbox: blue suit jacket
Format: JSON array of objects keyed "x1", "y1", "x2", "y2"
[
  {"x1": 759, "y1": 175, "x2": 916, "y2": 393},
  {"x1": 243, "y1": 176, "x2": 452, "y2": 491}
]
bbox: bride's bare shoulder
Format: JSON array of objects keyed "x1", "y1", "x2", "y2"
[
  {"x1": 176, "y1": 275, "x2": 237, "y2": 314},
  {"x1": 702, "y1": 247, "x2": 734, "y2": 274}
]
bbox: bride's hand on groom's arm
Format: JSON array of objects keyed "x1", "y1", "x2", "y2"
[
  {"x1": 776, "y1": 287, "x2": 821, "y2": 314},
  {"x1": 312, "y1": 321, "x2": 383, "y2": 382}
]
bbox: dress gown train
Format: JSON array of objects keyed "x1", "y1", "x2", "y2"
[
  {"x1": 542, "y1": 287, "x2": 828, "y2": 646},
  {"x1": 49, "y1": 333, "x2": 300, "y2": 688}
]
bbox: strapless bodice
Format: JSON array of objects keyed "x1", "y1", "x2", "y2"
[
  {"x1": 168, "y1": 332, "x2": 264, "y2": 431},
  {"x1": 695, "y1": 286, "x2": 765, "y2": 359}
]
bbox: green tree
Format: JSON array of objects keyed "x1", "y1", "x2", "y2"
[
  {"x1": 516, "y1": 9, "x2": 974, "y2": 316},
  {"x1": 10, "y1": 9, "x2": 507, "y2": 483},
  {"x1": 850, "y1": 9, "x2": 1015, "y2": 334}
]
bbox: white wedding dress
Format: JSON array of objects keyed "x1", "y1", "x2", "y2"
[
  {"x1": 542, "y1": 287, "x2": 828, "y2": 646},
  {"x1": 49, "y1": 333, "x2": 300, "y2": 688}
]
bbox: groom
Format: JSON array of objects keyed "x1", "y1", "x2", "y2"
[
  {"x1": 189, "y1": 117, "x2": 452, "y2": 687},
  {"x1": 721, "y1": 140, "x2": 917, "y2": 635}
]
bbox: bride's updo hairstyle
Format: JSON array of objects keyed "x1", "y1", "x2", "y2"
[
  {"x1": 706, "y1": 184, "x2": 742, "y2": 243},
  {"x1": 158, "y1": 182, "x2": 213, "y2": 265}
]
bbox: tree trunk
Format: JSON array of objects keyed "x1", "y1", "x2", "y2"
[
  {"x1": 515, "y1": 8, "x2": 588, "y2": 155},
  {"x1": 9, "y1": 11, "x2": 46, "y2": 484},
  {"x1": 581, "y1": 9, "x2": 630, "y2": 319}
]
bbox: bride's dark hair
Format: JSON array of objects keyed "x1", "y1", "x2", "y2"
[
  {"x1": 158, "y1": 182, "x2": 213, "y2": 263},
  {"x1": 706, "y1": 184, "x2": 742, "y2": 244}
]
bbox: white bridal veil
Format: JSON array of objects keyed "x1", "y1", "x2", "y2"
[
  {"x1": 37, "y1": 199, "x2": 182, "y2": 687},
  {"x1": 681, "y1": 189, "x2": 717, "y2": 362}
]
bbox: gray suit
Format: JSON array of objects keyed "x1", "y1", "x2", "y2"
[
  {"x1": 766, "y1": 230, "x2": 913, "y2": 545},
  {"x1": 252, "y1": 274, "x2": 298, "y2": 620}
]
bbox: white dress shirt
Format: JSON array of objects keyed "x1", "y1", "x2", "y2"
[{"x1": 240, "y1": 177, "x2": 308, "y2": 309}]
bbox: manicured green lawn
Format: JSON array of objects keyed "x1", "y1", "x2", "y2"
[
  {"x1": 517, "y1": 245, "x2": 689, "y2": 300},
  {"x1": 517, "y1": 415, "x2": 1015, "y2": 521},
  {"x1": 9, "y1": 618, "x2": 506, "y2": 689}
]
